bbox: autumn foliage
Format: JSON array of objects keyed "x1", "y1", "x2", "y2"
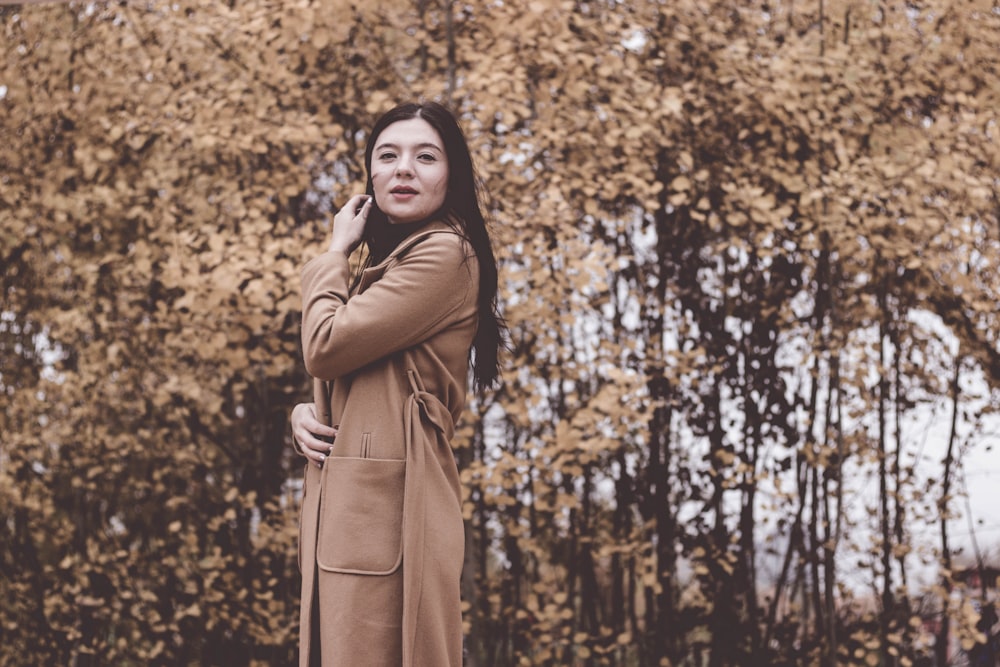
[{"x1": 2, "y1": 1, "x2": 999, "y2": 665}]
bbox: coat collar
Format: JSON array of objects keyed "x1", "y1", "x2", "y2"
[
  {"x1": 357, "y1": 217, "x2": 463, "y2": 293},
  {"x1": 383, "y1": 217, "x2": 460, "y2": 264}
]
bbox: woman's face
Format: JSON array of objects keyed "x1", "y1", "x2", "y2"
[{"x1": 370, "y1": 117, "x2": 449, "y2": 225}]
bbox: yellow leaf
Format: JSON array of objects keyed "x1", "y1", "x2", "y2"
[{"x1": 671, "y1": 175, "x2": 691, "y2": 192}]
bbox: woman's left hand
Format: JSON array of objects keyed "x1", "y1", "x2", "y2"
[{"x1": 290, "y1": 402, "x2": 339, "y2": 468}]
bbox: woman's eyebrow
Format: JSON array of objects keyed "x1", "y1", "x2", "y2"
[{"x1": 375, "y1": 141, "x2": 444, "y2": 152}]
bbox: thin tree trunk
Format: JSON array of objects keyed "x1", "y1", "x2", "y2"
[
  {"x1": 707, "y1": 383, "x2": 735, "y2": 667},
  {"x1": 827, "y1": 249, "x2": 846, "y2": 666},
  {"x1": 809, "y1": 462, "x2": 826, "y2": 649},
  {"x1": 821, "y1": 350, "x2": 844, "y2": 667},
  {"x1": 936, "y1": 363, "x2": 959, "y2": 667},
  {"x1": 892, "y1": 329, "x2": 908, "y2": 595},
  {"x1": 740, "y1": 432, "x2": 762, "y2": 661},
  {"x1": 579, "y1": 464, "x2": 602, "y2": 635},
  {"x1": 444, "y1": 0, "x2": 456, "y2": 102},
  {"x1": 610, "y1": 447, "x2": 630, "y2": 636},
  {"x1": 762, "y1": 452, "x2": 808, "y2": 652},
  {"x1": 649, "y1": 381, "x2": 676, "y2": 665},
  {"x1": 460, "y1": 414, "x2": 486, "y2": 667},
  {"x1": 877, "y1": 266, "x2": 895, "y2": 667},
  {"x1": 648, "y1": 164, "x2": 680, "y2": 665}
]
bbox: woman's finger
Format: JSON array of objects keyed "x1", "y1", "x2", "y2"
[
  {"x1": 299, "y1": 425, "x2": 338, "y2": 451},
  {"x1": 333, "y1": 194, "x2": 370, "y2": 225},
  {"x1": 294, "y1": 431, "x2": 335, "y2": 468},
  {"x1": 290, "y1": 402, "x2": 339, "y2": 467},
  {"x1": 298, "y1": 412, "x2": 337, "y2": 439},
  {"x1": 348, "y1": 193, "x2": 372, "y2": 217},
  {"x1": 295, "y1": 424, "x2": 338, "y2": 462},
  {"x1": 329, "y1": 195, "x2": 372, "y2": 254}
]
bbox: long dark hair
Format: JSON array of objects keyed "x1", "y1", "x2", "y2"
[{"x1": 358, "y1": 101, "x2": 505, "y2": 392}]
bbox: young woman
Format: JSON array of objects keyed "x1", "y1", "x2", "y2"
[{"x1": 289, "y1": 101, "x2": 504, "y2": 667}]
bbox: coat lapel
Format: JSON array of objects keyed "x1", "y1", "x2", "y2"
[{"x1": 357, "y1": 220, "x2": 460, "y2": 294}]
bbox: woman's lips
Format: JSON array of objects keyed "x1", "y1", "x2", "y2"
[{"x1": 390, "y1": 187, "x2": 418, "y2": 200}]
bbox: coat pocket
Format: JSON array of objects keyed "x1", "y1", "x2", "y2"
[{"x1": 316, "y1": 456, "x2": 405, "y2": 575}]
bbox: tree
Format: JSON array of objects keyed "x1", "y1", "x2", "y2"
[{"x1": 2, "y1": 0, "x2": 998, "y2": 665}]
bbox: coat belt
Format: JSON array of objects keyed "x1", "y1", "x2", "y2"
[{"x1": 401, "y1": 367, "x2": 456, "y2": 667}]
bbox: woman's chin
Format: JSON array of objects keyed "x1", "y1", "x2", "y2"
[{"x1": 386, "y1": 213, "x2": 428, "y2": 226}]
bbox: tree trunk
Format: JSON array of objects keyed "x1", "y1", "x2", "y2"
[{"x1": 936, "y1": 363, "x2": 960, "y2": 667}]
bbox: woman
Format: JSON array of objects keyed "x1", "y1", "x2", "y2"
[{"x1": 290, "y1": 101, "x2": 504, "y2": 667}]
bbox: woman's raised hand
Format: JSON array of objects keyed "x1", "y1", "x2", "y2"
[{"x1": 328, "y1": 194, "x2": 373, "y2": 254}]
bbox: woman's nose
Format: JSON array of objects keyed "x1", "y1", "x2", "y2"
[{"x1": 396, "y1": 155, "x2": 414, "y2": 176}]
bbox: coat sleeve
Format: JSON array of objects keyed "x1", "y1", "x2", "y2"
[{"x1": 301, "y1": 233, "x2": 476, "y2": 381}]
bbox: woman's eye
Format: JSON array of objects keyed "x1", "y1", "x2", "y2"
[
  {"x1": 418, "y1": 153, "x2": 436, "y2": 162},
  {"x1": 378, "y1": 152, "x2": 396, "y2": 160}
]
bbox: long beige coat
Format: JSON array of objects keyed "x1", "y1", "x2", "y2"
[{"x1": 298, "y1": 220, "x2": 478, "y2": 667}]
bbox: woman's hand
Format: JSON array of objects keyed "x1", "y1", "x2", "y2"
[
  {"x1": 290, "y1": 402, "x2": 338, "y2": 468},
  {"x1": 328, "y1": 194, "x2": 373, "y2": 254}
]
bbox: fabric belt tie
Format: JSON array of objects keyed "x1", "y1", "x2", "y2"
[{"x1": 401, "y1": 368, "x2": 455, "y2": 667}]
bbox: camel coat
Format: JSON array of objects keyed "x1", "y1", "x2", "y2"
[{"x1": 298, "y1": 220, "x2": 477, "y2": 667}]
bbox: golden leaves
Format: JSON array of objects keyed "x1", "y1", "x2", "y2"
[{"x1": 4, "y1": 0, "x2": 1000, "y2": 664}]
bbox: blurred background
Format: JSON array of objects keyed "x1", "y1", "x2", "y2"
[{"x1": 1, "y1": 1, "x2": 998, "y2": 665}]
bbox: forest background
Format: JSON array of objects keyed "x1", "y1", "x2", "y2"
[{"x1": 2, "y1": 0, "x2": 999, "y2": 666}]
